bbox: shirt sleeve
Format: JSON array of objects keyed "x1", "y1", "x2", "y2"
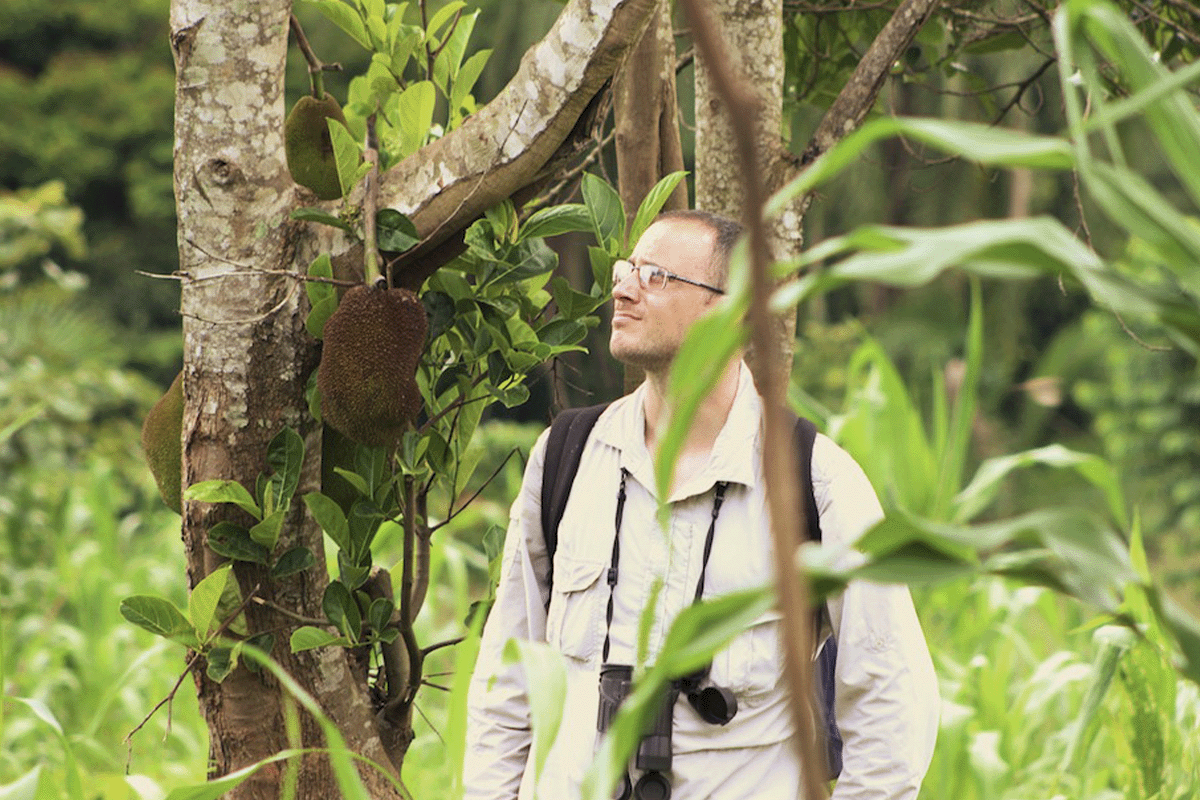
[
  {"x1": 813, "y1": 435, "x2": 941, "y2": 800},
  {"x1": 462, "y1": 429, "x2": 553, "y2": 800}
]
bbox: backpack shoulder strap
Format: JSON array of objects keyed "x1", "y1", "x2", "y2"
[
  {"x1": 539, "y1": 402, "x2": 611, "y2": 586},
  {"x1": 791, "y1": 413, "x2": 822, "y2": 543}
]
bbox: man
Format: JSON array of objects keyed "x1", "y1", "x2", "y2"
[{"x1": 463, "y1": 210, "x2": 939, "y2": 799}]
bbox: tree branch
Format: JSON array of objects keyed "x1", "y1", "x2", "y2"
[
  {"x1": 799, "y1": 0, "x2": 941, "y2": 165},
  {"x1": 377, "y1": 0, "x2": 659, "y2": 289}
]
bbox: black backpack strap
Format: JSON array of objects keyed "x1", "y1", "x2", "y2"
[
  {"x1": 792, "y1": 412, "x2": 844, "y2": 779},
  {"x1": 792, "y1": 414, "x2": 822, "y2": 544},
  {"x1": 539, "y1": 403, "x2": 610, "y2": 590}
]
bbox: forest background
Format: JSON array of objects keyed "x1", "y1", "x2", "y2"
[{"x1": 2, "y1": 0, "x2": 1199, "y2": 798}]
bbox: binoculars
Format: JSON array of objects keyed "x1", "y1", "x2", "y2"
[{"x1": 597, "y1": 662, "x2": 739, "y2": 800}]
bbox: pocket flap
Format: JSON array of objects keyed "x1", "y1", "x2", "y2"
[{"x1": 553, "y1": 554, "x2": 607, "y2": 593}]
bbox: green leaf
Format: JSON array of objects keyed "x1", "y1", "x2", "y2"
[
  {"x1": 305, "y1": 253, "x2": 336, "y2": 307},
  {"x1": 955, "y1": 444, "x2": 1128, "y2": 527},
  {"x1": 250, "y1": 509, "x2": 286, "y2": 551},
  {"x1": 629, "y1": 171, "x2": 687, "y2": 247},
  {"x1": 272, "y1": 547, "x2": 316, "y2": 579},
  {"x1": 290, "y1": 626, "x2": 350, "y2": 652},
  {"x1": 207, "y1": 521, "x2": 271, "y2": 565},
  {"x1": 265, "y1": 427, "x2": 305, "y2": 511},
  {"x1": 291, "y1": 207, "x2": 354, "y2": 233},
  {"x1": 184, "y1": 480, "x2": 261, "y2": 520},
  {"x1": 0, "y1": 766, "x2": 41, "y2": 800},
  {"x1": 582, "y1": 173, "x2": 625, "y2": 254},
  {"x1": 304, "y1": 0, "x2": 372, "y2": 51},
  {"x1": 518, "y1": 204, "x2": 592, "y2": 242},
  {"x1": 307, "y1": 294, "x2": 338, "y2": 339},
  {"x1": 368, "y1": 597, "x2": 395, "y2": 634},
  {"x1": 7, "y1": 698, "x2": 83, "y2": 800},
  {"x1": 323, "y1": 581, "x2": 361, "y2": 642},
  {"x1": 331, "y1": 467, "x2": 372, "y2": 499},
  {"x1": 328, "y1": 118, "x2": 365, "y2": 198},
  {"x1": 395, "y1": 81, "x2": 435, "y2": 159},
  {"x1": 376, "y1": 209, "x2": 420, "y2": 252},
  {"x1": 768, "y1": 116, "x2": 1075, "y2": 218},
  {"x1": 536, "y1": 318, "x2": 588, "y2": 349},
  {"x1": 657, "y1": 302, "x2": 747, "y2": 512},
  {"x1": 120, "y1": 596, "x2": 198, "y2": 647},
  {"x1": 550, "y1": 276, "x2": 604, "y2": 320},
  {"x1": 451, "y1": 48, "x2": 491, "y2": 112},
  {"x1": 504, "y1": 640, "x2": 567, "y2": 785},
  {"x1": 206, "y1": 646, "x2": 237, "y2": 683},
  {"x1": 425, "y1": 1, "x2": 466, "y2": 43},
  {"x1": 189, "y1": 564, "x2": 232, "y2": 640}
]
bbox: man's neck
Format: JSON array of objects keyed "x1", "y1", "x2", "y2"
[{"x1": 641, "y1": 360, "x2": 741, "y2": 465}]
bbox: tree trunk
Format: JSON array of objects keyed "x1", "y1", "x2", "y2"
[
  {"x1": 171, "y1": 1, "x2": 404, "y2": 797},
  {"x1": 693, "y1": 0, "x2": 801, "y2": 380},
  {"x1": 614, "y1": 0, "x2": 688, "y2": 392},
  {"x1": 169, "y1": 0, "x2": 659, "y2": 796}
]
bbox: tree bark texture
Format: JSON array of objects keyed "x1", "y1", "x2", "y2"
[
  {"x1": 614, "y1": 0, "x2": 688, "y2": 393},
  {"x1": 169, "y1": 0, "x2": 658, "y2": 796},
  {"x1": 171, "y1": 1, "x2": 405, "y2": 797},
  {"x1": 693, "y1": 0, "x2": 800, "y2": 380}
]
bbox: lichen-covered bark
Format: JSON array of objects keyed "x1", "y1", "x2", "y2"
[
  {"x1": 693, "y1": 0, "x2": 800, "y2": 377},
  {"x1": 171, "y1": 1, "x2": 402, "y2": 797}
]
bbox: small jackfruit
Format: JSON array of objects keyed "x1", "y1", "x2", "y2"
[
  {"x1": 317, "y1": 285, "x2": 427, "y2": 448},
  {"x1": 284, "y1": 93, "x2": 348, "y2": 200},
  {"x1": 141, "y1": 371, "x2": 183, "y2": 513}
]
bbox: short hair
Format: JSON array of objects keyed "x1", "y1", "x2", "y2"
[{"x1": 653, "y1": 209, "x2": 742, "y2": 288}]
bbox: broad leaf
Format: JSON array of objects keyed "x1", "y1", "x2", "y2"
[
  {"x1": 290, "y1": 626, "x2": 350, "y2": 653},
  {"x1": 207, "y1": 521, "x2": 271, "y2": 565},
  {"x1": 120, "y1": 596, "x2": 198, "y2": 647},
  {"x1": 250, "y1": 509, "x2": 286, "y2": 552},
  {"x1": 189, "y1": 564, "x2": 232, "y2": 640},
  {"x1": 323, "y1": 580, "x2": 361, "y2": 642},
  {"x1": 395, "y1": 81, "x2": 435, "y2": 159},
  {"x1": 328, "y1": 119, "x2": 367, "y2": 198},
  {"x1": 265, "y1": 426, "x2": 305, "y2": 512},
  {"x1": 518, "y1": 204, "x2": 592, "y2": 242},
  {"x1": 304, "y1": 0, "x2": 372, "y2": 51},
  {"x1": 377, "y1": 208, "x2": 420, "y2": 252},
  {"x1": 184, "y1": 480, "x2": 261, "y2": 520},
  {"x1": 629, "y1": 171, "x2": 687, "y2": 247},
  {"x1": 271, "y1": 547, "x2": 316, "y2": 580},
  {"x1": 582, "y1": 174, "x2": 625, "y2": 254}
]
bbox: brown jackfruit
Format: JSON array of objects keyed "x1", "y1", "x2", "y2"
[
  {"x1": 284, "y1": 93, "x2": 349, "y2": 200},
  {"x1": 317, "y1": 285, "x2": 427, "y2": 448},
  {"x1": 141, "y1": 371, "x2": 183, "y2": 513}
]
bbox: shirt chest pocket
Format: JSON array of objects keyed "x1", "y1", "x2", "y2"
[
  {"x1": 710, "y1": 610, "x2": 784, "y2": 698},
  {"x1": 546, "y1": 554, "x2": 608, "y2": 664}
]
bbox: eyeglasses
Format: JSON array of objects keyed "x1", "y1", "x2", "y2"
[{"x1": 612, "y1": 260, "x2": 725, "y2": 295}]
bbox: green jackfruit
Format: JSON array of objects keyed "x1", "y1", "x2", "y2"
[
  {"x1": 141, "y1": 371, "x2": 183, "y2": 513},
  {"x1": 317, "y1": 285, "x2": 427, "y2": 448},
  {"x1": 284, "y1": 93, "x2": 348, "y2": 200}
]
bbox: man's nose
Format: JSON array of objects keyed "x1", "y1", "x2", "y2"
[{"x1": 612, "y1": 269, "x2": 640, "y2": 301}]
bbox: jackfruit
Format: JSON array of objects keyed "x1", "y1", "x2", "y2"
[
  {"x1": 317, "y1": 285, "x2": 427, "y2": 448},
  {"x1": 284, "y1": 93, "x2": 349, "y2": 200},
  {"x1": 141, "y1": 371, "x2": 183, "y2": 513}
]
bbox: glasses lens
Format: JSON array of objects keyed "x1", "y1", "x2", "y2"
[{"x1": 641, "y1": 265, "x2": 669, "y2": 290}]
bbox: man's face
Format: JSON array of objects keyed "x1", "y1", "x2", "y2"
[{"x1": 609, "y1": 219, "x2": 723, "y2": 372}]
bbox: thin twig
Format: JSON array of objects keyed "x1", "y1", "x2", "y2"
[
  {"x1": 422, "y1": 636, "x2": 465, "y2": 656},
  {"x1": 251, "y1": 596, "x2": 328, "y2": 626},
  {"x1": 429, "y1": 448, "x2": 520, "y2": 533}
]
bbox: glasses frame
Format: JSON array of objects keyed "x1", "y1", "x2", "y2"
[{"x1": 612, "y1": 259, "x2": 725, "y2": 295}]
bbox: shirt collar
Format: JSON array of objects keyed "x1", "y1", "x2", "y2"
[{"x1": 592, "y1": 362, "x2": 762, "y2": 501}]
